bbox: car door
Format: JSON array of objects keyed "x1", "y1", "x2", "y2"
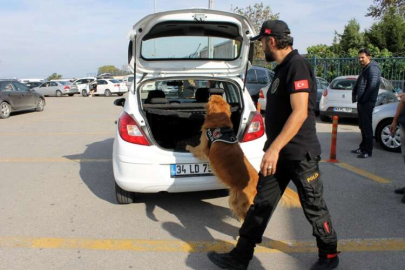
[
  {"x1": 13, "y1": 81, "x2": 35, "y2": 109},
  {"x1": 0, "y1": 82, "x2": 22, "y2": 110},
  {"x1": 97, "y1": 80, "x2": 107, "y2": 94},
  {"x1": 49, "y1": 81, "x2": 59, "y2": 95}
]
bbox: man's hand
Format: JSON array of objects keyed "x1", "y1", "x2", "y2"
[
  {"x1": 399, "y1": 93, "x2": 405, "y2": 102},
  {"x1": 390, "y1": 120, "x2": 398, "y2": 135},
  {"x1": 260, "y1": 147, "x2": 279, "y2": 176}
]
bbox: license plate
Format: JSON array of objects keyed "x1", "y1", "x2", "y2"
[
  {"x1": 170, "y1": 163, "x2": 212, "y2": 178},
  {"x1": 333, "y1": 107, "x2": 353, "y2": 113}
]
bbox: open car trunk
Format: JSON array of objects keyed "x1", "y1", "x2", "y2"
[{"x1": 143, "y1": 104, "x2": 242, "y2": 152}]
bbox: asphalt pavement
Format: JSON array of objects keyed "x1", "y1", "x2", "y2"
[{"x1": 0, "y1": 95, "x2": 404, "y2": 270}]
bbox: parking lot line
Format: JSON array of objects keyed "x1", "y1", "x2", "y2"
[
  {"x1": 0, "y1": 236, "x2": 404, "y2": 253},
  {"x1": 0, "y1": 158, "x2": 112, "y2": 163},
  {"x1": 335, "y1": 162, "x2": 390, "y2": 184}
]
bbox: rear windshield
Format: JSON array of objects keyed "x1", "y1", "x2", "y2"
[
  {"x1": 110, "y1": 80, "x2": 120, "y2": 83},
  {"x1": 59, "y1": 81, "x2": 69, "y2": 85},
  {"x1": 330, "y1": 79, "x2": 357, "y2": 90},
  {"x1": 141, "y1": 37, "x2": 241, "y2": 60},
  {"x1": 140, "y1": 79, "x2": 241, "y2": 105}
]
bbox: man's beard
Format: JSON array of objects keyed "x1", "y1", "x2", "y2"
[{"x1": 264, "y1": 47, "x2": 276, "y2": 62}]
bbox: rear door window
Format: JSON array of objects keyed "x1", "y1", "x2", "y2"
[
  {"x1": 256, "y1": 69, "x2": 269, "y2": 84},
  {"x1": 247, "y1": 70, "x2": 257, "y2": 83},
  {"x1": 13, "y1": 82, "x2": 30, "y2": 92},
  {"x1": 1, "y1": 82, "x2": 16, "y2": 92}
]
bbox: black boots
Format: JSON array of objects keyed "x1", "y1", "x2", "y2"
[
  {"x1": 207, "y1": 251, "x2": 248, "y2": 270},
  {"x1": 310, "y1": 256, "x2": 339, "y2": 270}
]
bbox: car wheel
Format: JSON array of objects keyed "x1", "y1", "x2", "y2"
[
  {"x1": 105, "y1": 90, "x2": 112, "y2": 97},
  {"x1": 82, "y1": 90, "x2": 88, "y2": 97},
  {"x1": 115, "y1": 182, "x2": 135, "y2": 204},
  {"x1": 56, "y1": 90, "x2": 62, "y2": 97},
  {"x1": 36, "y1": 98, "x2": 45, "y2": 112},
  {"x1": 377, "y1": 119, "x2": 401, "y2": 152},
  {"x1": 320, "y1": 114, "x2": 330, "y2": 122},
  {"x1": 117, "y1": 93, "x2": 124, "y2": 96},
  {"x1": 68, "y1": 94, "x2": 74, "y2": 97},
  {"x1": 0, "y1": 102, "x2": 11, "y2": 119}
]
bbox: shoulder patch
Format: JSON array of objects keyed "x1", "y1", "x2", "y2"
[{"x1": 294, "y1": 80, "x2": 309, "y2": 90}]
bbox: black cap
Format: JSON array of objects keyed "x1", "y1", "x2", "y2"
[{"x1": 251, "y1": 20, "x2": 291, "y2": 41}]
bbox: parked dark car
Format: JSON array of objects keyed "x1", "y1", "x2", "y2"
[
  {"x1": 246, "y1": 66, "x2": 274, "y2": 107},
  {"x1": 23, "y1": 81, "x2": 42, "y2": 89},
  {"x1": 0, "y1": 80, "x2": 45, "y2": 119}
]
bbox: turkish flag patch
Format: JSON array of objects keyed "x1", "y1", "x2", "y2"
[{"x1": 294, "y1": 80, "x2": 309, "y2": 90}]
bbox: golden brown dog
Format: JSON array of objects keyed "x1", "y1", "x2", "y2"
[{"x1": 186, "y1": 95, "x2": 300, "y2": 220}]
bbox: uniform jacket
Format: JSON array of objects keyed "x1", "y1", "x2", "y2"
[{"x1": 352, "y1": 60, "x2": 381, "y2": 104}]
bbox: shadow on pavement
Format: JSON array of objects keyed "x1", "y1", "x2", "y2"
[{"x1": 64, "y1": 138, "x2": 309, "y2": 269}]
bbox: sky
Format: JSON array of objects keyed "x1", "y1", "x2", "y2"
[{"x1": 0, "y1": 0, "x2": 376, "y2": 79}]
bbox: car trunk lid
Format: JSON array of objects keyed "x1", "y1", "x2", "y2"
[{"x1": 128, "y1": 9, "x2": 255, "y2": 76}]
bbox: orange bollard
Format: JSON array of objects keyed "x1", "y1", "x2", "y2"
[
  {"x1": 257, "y1": 102, "x2": 261, "y2": 112},
  {"x1": 328, "y1": 116, "x2": 339, "y2": 163}
]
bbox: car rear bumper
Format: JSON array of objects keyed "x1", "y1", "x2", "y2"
[
  {"x1": 112, "y1": 132, "x2": 265, "y2": 193},
  {"x1": 320, "y1": 109, "x2": 358, "y2": 119}
]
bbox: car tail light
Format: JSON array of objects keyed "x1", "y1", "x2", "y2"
[
  {"x1": 115, "y1": 84, "x2": 120, "y2": 87},
  {"x1": 118, "y1": 112, "x2": 150, "y2": 146},
  {"x1": 64, "y1": 86, "x2": 70, "y2": 91},
  {"x1": 242, "y1": 112, "x2": 265, "y2": 143},
  {"x1": 259, "y1": 90, "x2": 265, "y2": 99},
  {"x1": 322, "y1": 88, "x2": 328, "y2": 97}
]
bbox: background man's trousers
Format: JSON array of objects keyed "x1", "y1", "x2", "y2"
[{"x1": 357, "y1": 102, "x2": 375, "y2": 155}]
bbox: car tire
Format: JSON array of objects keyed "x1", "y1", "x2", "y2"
[
  {"x1": 115, "y1": 182, "x2": 135, "y2": 204},
  {"x1": 376, "y1": 119, "x2": 401, "y2": 152},
  {"x1": 36, "y1": 98, "x2": 45, "y2": 112},
  {"x1": 320, "y1": 114, "x2": 330, "y2": 122},
  {"x1": 117, "y1": 93, "x2": 124, "y2": 96},
  {"x1": 68, "y1": 94, "x2": 74, "y2": 97},
  {"x1": 56, "y1": 90, "x2": 62, "y2": 97},
  {"x1": 0, "y1": 102, "x2": 11, "y2": 119},
  {"x1": 82, "y1": 90, "x2": 88, "y2": 97},
  {"x1": 105, "y1": 90, "x2": 112, "y2": 97}
]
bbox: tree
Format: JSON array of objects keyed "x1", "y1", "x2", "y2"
[
  {"x1": 365, "y1": 7, "x2": 405, "y2": 53},
  {"x1": 337, "y1": 19, "x2": 364, "y2": 55},
  {"x1": 366, "y1": 0, "x2": 405, "y2": 19},
  {"x1": 46, "y1": 73, "x2": 62, "y2": 81},
  {"x1": 306, "y1": 44, "x2": 338, "y2": 58},
  {"x1": 98, "y1": 65, "x2": 120, "y2": 75},
  {"x1": 232, "y1": 2, "x2": 279, "y2": 61}
]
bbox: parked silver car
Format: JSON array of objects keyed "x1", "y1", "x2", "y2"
[
  {"x1": 373, "y1": 101, "x2": 401, "y2": 152},
  {"x1": 33, "y1": 81, "x2": 79, "y2": 97}
]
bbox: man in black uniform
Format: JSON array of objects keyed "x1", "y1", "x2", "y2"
[{"x1": 207, "y1": 20, "x2": 339, "y2": 270}]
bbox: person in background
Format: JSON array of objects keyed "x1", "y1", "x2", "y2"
[
  {"x1": 89, "y1": 80, "x2": 97, "y2": 97},
  {"x1": 351, "y1": 49, "x2": 381, "y2": 159},
  {"x1": 390, "y1": 92, "x2": 405, "y2": 203}
]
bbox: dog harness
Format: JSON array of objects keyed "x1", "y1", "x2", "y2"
[{"x1": 206, "y1": 127, "x2": 238, "y2": 148}]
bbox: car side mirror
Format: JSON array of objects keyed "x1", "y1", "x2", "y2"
[{"x1": 114, "y1": 98, "x2": 126, "y2": 107}]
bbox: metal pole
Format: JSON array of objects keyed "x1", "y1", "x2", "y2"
[
  {"x1": 154, "y1": 0, "x2": 157, "y2": 58},
  {"x1": 208, "y1": 0, "x2": 214, "y2": 58}
]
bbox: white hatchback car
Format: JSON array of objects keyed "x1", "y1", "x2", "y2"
[
  {"x1": 112, "y1": 9, "x2": 266, "y2": 203},
  {"x1": 319, "y1": 75, "x2": 397, "y2": 121}
]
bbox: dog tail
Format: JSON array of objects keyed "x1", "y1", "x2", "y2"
[{"x1": 280, "y1": 188, "x2": 301, "y2": 208}]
